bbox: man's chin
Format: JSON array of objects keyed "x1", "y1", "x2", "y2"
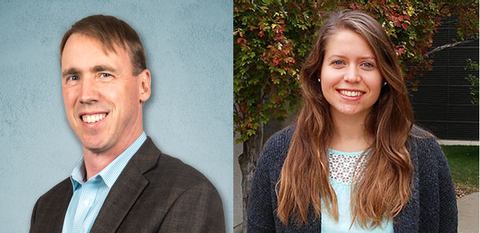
[{"x1": 80, "y1": 138, "x2": 109, "y2": 154}]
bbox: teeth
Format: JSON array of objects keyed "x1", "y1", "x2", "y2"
[
  {"x1": 82, "y1": 114, "x2": 106, "y2": 123},
  {"x1": 339, "y1": 90, "x2": 363, "y2": 97}
]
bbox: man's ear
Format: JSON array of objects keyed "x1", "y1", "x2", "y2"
[{"x1": 138, "y1": 69, "x2": 151, "y2": 104}]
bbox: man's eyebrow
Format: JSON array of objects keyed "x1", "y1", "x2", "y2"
[
  {"x1": 92, "y1": 65, "x2": 117, "y2": 73},
  {"x1": 61, "y1": 66, "x2": 118, "y2": 78},
  {"x1": 62, "y1": 68, "x2": 80, "y2": 78}
]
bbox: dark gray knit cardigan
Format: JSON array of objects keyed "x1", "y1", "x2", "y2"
[{"x1": 248, "y1": 125, "x2": 457, "y2": 232}]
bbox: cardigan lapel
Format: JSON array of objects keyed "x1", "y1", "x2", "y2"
[
  {"x1": 89, "y1": 137, "x2": 161, "y2": 232},
  {"x1": 393, "y1": 137, "x2": 421, "y2": 232}
]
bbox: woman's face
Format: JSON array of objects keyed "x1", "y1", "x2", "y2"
[{"x1": 320, "y1": 29, "x2": 383, "y2": 121}]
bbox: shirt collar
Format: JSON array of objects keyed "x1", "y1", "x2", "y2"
[{"x1": 70, "y1": 132, "x2": 147, "y2": 190}]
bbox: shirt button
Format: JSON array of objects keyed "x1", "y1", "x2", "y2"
[{"x1": 84, "y1": 200, "x2": 89, "y2": 206}]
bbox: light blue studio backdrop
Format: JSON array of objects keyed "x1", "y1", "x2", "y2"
[{"x1": 0, "y1": 0, "x2": 232, "y2": 232}]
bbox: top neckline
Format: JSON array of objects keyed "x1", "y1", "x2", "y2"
[{"x1": 328, "y1": 148, "x2": 364, "y2": 156}]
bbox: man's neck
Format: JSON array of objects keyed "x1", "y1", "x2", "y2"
[{"x1": 82, "y1": 131, "x2": 143, "y2": 180}]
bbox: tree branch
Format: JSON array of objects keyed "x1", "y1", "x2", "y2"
[{"x1": 425, "y1": 39, "x2": 477, "y2": 57}]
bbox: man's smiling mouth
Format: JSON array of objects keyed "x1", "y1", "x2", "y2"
[{"x1": 81, "y1": 113, "x2": 107, "y2": 123}]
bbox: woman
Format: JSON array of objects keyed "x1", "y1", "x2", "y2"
[{"x1": 248, "y1": 10, "x2": 457, "y2": 232}]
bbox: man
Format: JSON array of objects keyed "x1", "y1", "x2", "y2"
[{"x1": 30, "y1": 15, "x2": 225, "y2": 233}]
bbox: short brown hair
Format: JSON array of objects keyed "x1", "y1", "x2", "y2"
[{"x1": 59, "y1": 15, "x2": 146, "y2": 76}]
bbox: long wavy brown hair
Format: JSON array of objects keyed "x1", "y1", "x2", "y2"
[{"x1": 277, "y1": 10, "x2": 414, "y2": 228}]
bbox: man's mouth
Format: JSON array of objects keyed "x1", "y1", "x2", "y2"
[
  {"x1": 339, "y1": 90, "x2": 364, "y2": 97},
  {"x1": 81, "y1": 113, "x2": 107, "y2": 123}
]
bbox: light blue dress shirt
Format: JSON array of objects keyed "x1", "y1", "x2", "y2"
[
  {"x1": 321, "y1": 149, "x2": 394, "y2": 233},
  {"x1": 62, "y1": 132, "x2": 147, "y2": 233}
]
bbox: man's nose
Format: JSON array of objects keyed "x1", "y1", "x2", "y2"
[{"x1": 79, "y1": 77, "x2": 98, "y2": 104}]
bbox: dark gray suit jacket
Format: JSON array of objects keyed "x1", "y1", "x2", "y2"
[{"x1": 30, "y1": 137, "x2": 225, "y2": 232}]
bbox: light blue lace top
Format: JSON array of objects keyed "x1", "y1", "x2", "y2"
[{"x1": 321, "y1": 149, "x2": 394, "y2": 233}]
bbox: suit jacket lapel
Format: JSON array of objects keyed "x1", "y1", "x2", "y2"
[
  {"x1": 55, "y1": 185, "x2": 74, "y2": 233},
  {"x1": 30, "y1": 178, "x2": 73, "y2": 233},
  {"x1": 90, "y1": 137, "x2": 161, "y2": 232}
]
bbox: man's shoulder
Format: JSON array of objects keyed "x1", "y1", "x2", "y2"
[
  {"x1": 123, "y1": 149, "x2": 224, "y2": 232},
  {"x1": 116, "y1": 141, "x2": 224, "y2": 230},
  {"x1": 31, "y1": 178, "x2": 72, "y2": 232},
  {"x1": 36, "y1": 178, "x2": 72, "y2": 203},
  {"x1": 131, "y1": 137, "x2": 218, "y2": 194},
  {"x1": 149, "y1": 152, "x2": 217, "y2": 191}
]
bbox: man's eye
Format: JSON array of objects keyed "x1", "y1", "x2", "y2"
[
  {"x1": 100, "y1": 73, "x2": 111, "y2": 78},
  {"x1": 68, "y1": 76, "x2": 79, "y2": 81}
]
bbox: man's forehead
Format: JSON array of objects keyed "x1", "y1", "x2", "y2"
[
  {"x1": 61, "y1": 36, "x2": 134, "y2": 77},
  {"x1": 64, "y1": 33, "x2": 127, "y2": 58}
]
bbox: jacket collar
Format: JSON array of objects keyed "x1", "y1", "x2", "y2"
[{"x1": 90, "y1": 137, "x2": 161, "y2": 232}]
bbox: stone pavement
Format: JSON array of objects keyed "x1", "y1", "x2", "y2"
[{"x1": 458, "y1": 192, "x2": 479, "y2": 233}]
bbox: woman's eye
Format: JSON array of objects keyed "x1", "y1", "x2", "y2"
[
  {"x1": 362, "y1": 62, "x2": 375, "y2": 68},
  {"x1": 332, "y1": 60, "x2": 344, "y2": 66}
]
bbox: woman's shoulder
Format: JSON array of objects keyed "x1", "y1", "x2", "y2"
[
  {"x1": 259, "y1": 125, "x2": 296, "y2": 165},
  {"x1": 408, "y1": 125, "x2": 438, "y2": 147},
  {"x1": 408, "y1": 124, "x2": 445, "y2": 161},
  {"x1": 409, "y1": 124, "x2": 436, "y2": 139},
  {"x1": 265, "y1": 124, "x2": 296, "y2": 147}
]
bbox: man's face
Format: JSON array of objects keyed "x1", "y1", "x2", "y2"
[{"x1": 61, "y1": 33, "x2": 150, "y2": 155}]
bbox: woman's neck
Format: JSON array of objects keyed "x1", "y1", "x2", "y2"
[{"x1": 330, "y1": 111, "x2": 372, "y2": 152}]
